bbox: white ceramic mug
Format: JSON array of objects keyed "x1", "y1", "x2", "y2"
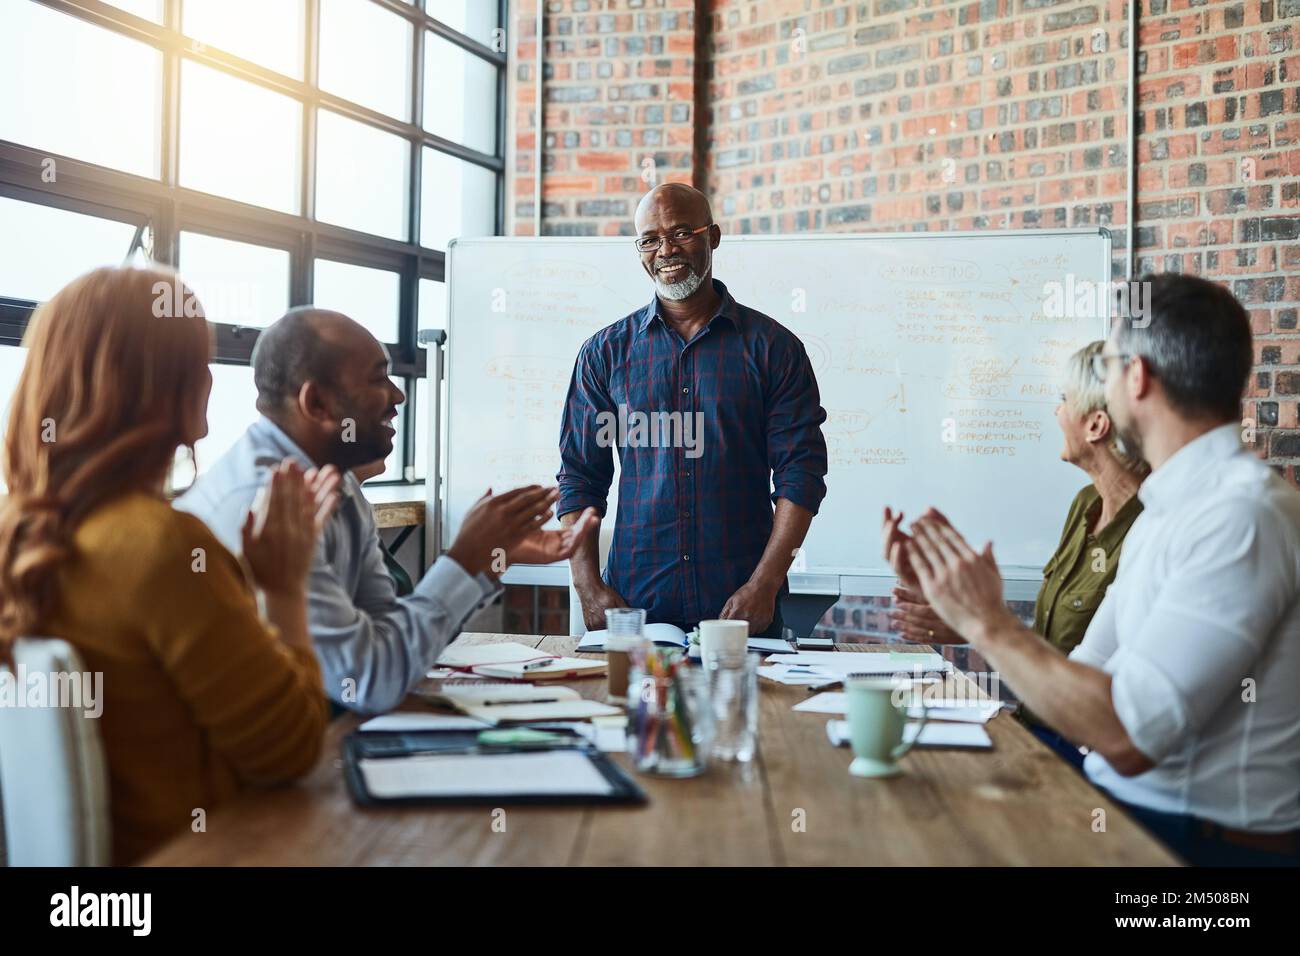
[{"x1": 697, "y1": 619, "x2": 748, "y2": 665}]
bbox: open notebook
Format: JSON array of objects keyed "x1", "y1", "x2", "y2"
[
  {"x1": 436, "y1": 641, "x2": 607, "y2": 681},
  {"x1": 578, "y1": 624, "x2": 793, "y2": 655}
]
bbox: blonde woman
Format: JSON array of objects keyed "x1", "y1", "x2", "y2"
[
  {"x1": 0, "y1": 266, "x2": 338, "y2": 863},
  {"x1": 881, "y1": 341, "x2": 1149, "y2": 763}
]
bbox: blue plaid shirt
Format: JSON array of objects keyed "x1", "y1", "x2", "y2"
[{"x1": 557, "y1": 278, "x2": 828, "y2": 628}]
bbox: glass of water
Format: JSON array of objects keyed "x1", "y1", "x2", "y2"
[{"x1": 704, "y1": 651, "x2": 759, "y2": 763}]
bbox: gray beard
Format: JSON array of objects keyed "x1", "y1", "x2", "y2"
[{"x1": 655, "y1": 269, "x2": 706, "y2": 301}]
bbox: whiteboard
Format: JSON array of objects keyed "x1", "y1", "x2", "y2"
[{"x1": 442, "y1": 230, "x2": 1110, "y2": 583}]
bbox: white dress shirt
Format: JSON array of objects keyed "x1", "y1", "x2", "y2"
[
  {"x1": 1070, "y1": 423, "x2": 1300, "y2": 832},
  {"x1": 178, "y1": 417, "x2": 500, "y2": 715}
]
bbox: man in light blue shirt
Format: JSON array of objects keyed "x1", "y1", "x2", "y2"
[{"x1": 180, "y1": 307, "x2": 595, "y2": 714}]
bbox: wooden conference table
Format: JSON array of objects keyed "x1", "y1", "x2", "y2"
[{"x1": 145, "y1": 633, "x2": 1178, "y2": 866}]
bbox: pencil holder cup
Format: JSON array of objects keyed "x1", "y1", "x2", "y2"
[{"x1": 627, "y1": 652, "x2": 712, "y2": 777}]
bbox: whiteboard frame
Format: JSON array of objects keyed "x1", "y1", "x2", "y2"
[{"x1": 437, "y1": 227, "x2": 1113, "y2": 598}]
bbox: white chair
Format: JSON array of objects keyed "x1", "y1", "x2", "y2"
[{"x1": 0, "y1": 637, "x2": 110, "y2": 866}]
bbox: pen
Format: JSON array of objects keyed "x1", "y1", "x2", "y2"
[
  {"x1": 521, "y1": 659, "x2": 555, "y2": 672},
  {"x1": 479, "y1": 698, "x2": 562, "y2": 706}
]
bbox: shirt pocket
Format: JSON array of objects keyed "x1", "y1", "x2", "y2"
[{"x1": 1048, "y1": 586, "x2": 1106, "y2": 654}]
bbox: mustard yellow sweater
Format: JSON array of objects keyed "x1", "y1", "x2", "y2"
[{"x1": 45, "y1": 492, "x2": 328, "y2": 864}]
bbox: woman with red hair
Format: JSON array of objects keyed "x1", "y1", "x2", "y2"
[{"x1": 0, "y1": 266, "x2": 338, "y2": 864}]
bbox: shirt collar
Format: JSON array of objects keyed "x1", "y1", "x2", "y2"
[
  {"x1": 636, "y1": 277, "x2": 739, "y2": 335},
  {"x1": 1090, "y1": 487, "x2": 1144, "y2": 547},
  {"x1": 249, "y1": 416, "x2": 363, "y2": 501},
  {"x1": 1136, "y1": 422, "x2": 1243, "y2": 513}
]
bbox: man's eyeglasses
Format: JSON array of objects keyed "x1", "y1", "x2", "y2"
[
  {"x1": 634, "y1": 223, "x2": 713, "y2": 254},
  {"x1": 1090, "y1": 352, "x2": 1136, "y2": 383}
]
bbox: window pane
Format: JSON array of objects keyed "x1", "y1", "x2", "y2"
[
  {"x1": 0, "y1": 346, "x2": 29, "y2": 493},
  {"x1": 316, "y1": 110, "x2": 409, "y2": 241},
  {"x1": 0, "y1": 198, "x2": 139, "y2": 303},
  {"x1": 423, "y1": 33, "x2": 498, "y2": 155},
  {"x1": 427, "y1": 1, "x2": 500, "y2": 49},
  {"x1": 418, "y1": 278, "x2": 448, "y2": 331},
  {"x1": 178, "y1": 232, "x2": 290, "y2": 328},
  {"x1": 182, "y1": 364, "x2": 260, "y2": 485},
  {"x1": 183, "y1": 0, "x2": 305, "y2": 78},
  {"x1": 420, "y1": 150, "x2": 496, "y2": 251},
  {"x1": 179, "y1": 60, "x2": 301, "y2": 214},
  {"x1": 318, "y1": 0, "x2": 412, "y2": 120},
  {"x1": 312, "y1": 260, "x2": 400, "y2": 343},
  {"x1": 0, "y1": 3, "x2": 161, "y2": 178},
  {"x1": 104, "y1": 0, "x2": 163, "y2": 21}
]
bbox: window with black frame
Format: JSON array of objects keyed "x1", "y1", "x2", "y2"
[{"x1": 0, "y1": 0, "x2": 505, "y2": 490}]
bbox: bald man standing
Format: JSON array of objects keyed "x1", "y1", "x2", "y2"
[
  {"x1": 558, "y1": 185, "x2": 828, "y2": 636},
  {"x1": 180, "y1": 307, "x2": 595, "y2": 714}
]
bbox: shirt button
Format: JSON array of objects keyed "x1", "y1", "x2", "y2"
[
  {"x1": 1071, "y1": 597, "x2": 1083, "y2": 609},
  {"x1": 683, "y1": 510, "x2": 692, "y2": 518},
  {"x1": 682, "y1": 554, "x2": 690, "y2": 561},
  {"x1": 682, "y1": 386, "x2": 689, "y2": 394}
]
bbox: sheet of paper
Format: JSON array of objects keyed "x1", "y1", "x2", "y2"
[
  {"x1": 903, "y1": 722, "x2": 992, "y2": 748},
  {"x1": 768, "y1": 650, "x2": 948, "y2": 676},
  {"x1": 905, "y1": 703, "x2": 1003, "y2": 723},
  {"x1": 462, "y1": 699, "x2": 623, "y2": 724},
  {"x1": 437, "y1": 642, "x2": 551, "y2": 669},
  {"x1": 523, "y1": 718, "x2": 628, "y2": 752},
  {"x1": 794, "y1": 692, "x2": 849, "y2": 715},
  {"x1": 359, "y1": 750, "x2": 616, "y2": 798},
  {"x1": 358, "y1": 713, "x2": 491, "y2": 733},
  {"x1": 576, "y1": 630, "x2": 607, "y2": 651},
  {"x1": 440, "y1": 683, "x2": 579, "y2": 704},
  {"x1": 759, "y1": 664, "x2": 834, "y2": 686},
  {"x1": 825, "y1": 719, "x2": 993, "y2": 749},
  {"x1": 794, "y1": 693, "x2": 1002, "y2": 721}
]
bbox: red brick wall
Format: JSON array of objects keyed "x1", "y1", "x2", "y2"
[
  {"x1": 506, "y1": 0, "x2": 1300, "y2": 639},
  {"x1": 709, "y1": 0, "x2": 1133, "y2": 254},
  {"x1": 1133, "y1": 0, "x2": 1300, "y2": 470},
  {"x1": 508, "y1": 0, "x2": 700, "y2": 238}
]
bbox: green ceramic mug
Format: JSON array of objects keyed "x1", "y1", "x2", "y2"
[{"x1": 844, "y1": 677, "x2": 929, "y2": 778}]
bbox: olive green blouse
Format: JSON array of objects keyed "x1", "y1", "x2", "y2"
[{"x1": 1032, "y1": 484, "x2": 1143, "y2": 655}]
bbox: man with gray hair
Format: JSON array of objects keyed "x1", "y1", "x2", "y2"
[
  {"x1": 889, "y1": 273, "x2": 1300, "y2": 865},
  {"x1": 180, "y1": 307, "x2": 596, "y2": 714}
]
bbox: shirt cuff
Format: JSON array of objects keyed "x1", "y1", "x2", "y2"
[
  {"x1": 420, "y1": 555, "x2": 498, "y2": 624},
  {"x1": 557, "y1": 492, "x2": 609, "y2": 519},
  {"x1": 771, "y1": 472, "x2": 826, "y2": 516},
  {"x1": 1109, "y1": 646, "x2": 1189, "y2": 763},
  {"x1": 475, "y1": 571, "x2": 505, "y2": 604}
]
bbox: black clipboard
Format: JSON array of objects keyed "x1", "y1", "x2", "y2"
[{"x1": 342, "y1": 731, "x2": 647, "y2": 807}]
